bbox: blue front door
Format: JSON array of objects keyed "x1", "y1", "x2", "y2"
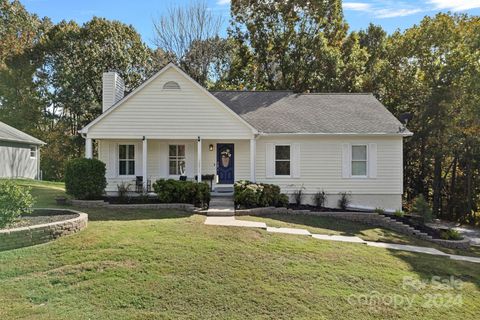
[{"x1": 217, "y1": 144, "x2": 234, "y2": 184}]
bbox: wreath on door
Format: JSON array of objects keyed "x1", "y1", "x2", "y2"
[{"x1": 221, "y1": 149, "x2": 231, "y2": 168}]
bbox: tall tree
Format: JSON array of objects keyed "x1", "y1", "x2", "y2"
[
  {"x1": 358, "y1": 23, "x2": 388, "y2": 93},
  {"x1": 378, "y1": 13, "x2": 480, "y2": 221},
  {"x1": 227, "y1": 0, "x2": 350, "y2": 92},
  {"x1": 0, "y1": 0, "x2": 51, "y2": 132},
  {"x1": 0, "y1": 0, "x2": 50, "y2": 68},
  {"x1": 152, "y1": 0, "x2": 225, "y2": 86}
]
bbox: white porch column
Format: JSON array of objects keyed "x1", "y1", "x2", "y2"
[
  {"x1": 250, "y1": 138, "x2": 256, "y2": 182},
  {"x1": 36, "y1": 146, "x2": 41, "y2": 180},
  {"x1": 85, "y1": 138, "x2": 93, "y2": 159},
  {"x1": 197, "y1": 136, "x2": 202, "y2": 182},
  {"x1": 143, "y1": 137, "x2": 148, "y2": 191}
]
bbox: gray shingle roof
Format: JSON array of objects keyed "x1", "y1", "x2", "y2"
[
  {"x1": 211, "y1": 91, "x2": 409, "y2": 134},
  {"x1": 0, "y1": 121, "x2": 45, "y2": 145}
]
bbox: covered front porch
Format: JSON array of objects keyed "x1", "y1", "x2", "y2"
[{"x1": 85, "y1": 137, "x2": 257, "y2": 194}]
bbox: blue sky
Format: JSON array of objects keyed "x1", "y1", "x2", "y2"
[{"x1": 23, "y1": 0, "x2": 480, "y2": 47}]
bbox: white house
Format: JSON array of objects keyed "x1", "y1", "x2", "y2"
[
  {"x1": 80, "y1": 63, "x2": 412, "y2": 211},
  {"x1": 0, "y1": 121, "x2": 45, "y2": 179}
]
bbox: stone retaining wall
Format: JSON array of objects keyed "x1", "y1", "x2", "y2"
[
  {"x1": 71, "y1": 199, "x2": 195, "y2": 211},
  {"x1": 0, "y1": 209, "x2": 88, "y2": 251},
  {"x1": 236, "y1": 207, "x2": 471, "y2": 249}
]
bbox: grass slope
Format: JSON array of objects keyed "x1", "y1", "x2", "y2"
[{"x1": 0, "y1": 180, "x2": 479, "y2": 319}]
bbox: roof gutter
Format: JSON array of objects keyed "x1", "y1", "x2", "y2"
[
  {"x1": 0, "y1": 137, "x2": 46, "y2": 145},
  {"x1": 258, "y1": 132, "x2": 413, "y2": 137}
]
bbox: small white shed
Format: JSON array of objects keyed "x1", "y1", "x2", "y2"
[{"x1": 0, "y1": 121, "x2": 45, "y2": 179}]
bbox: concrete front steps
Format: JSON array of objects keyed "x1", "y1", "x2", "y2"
[
  {"x1": 378, "y1": 214, "x2": 433, "y2": 241},
  {"x1": 207, "y1": 195, "x2": 235, "y2": 216}
]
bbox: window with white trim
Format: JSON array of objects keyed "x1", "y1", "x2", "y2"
[
  {"x1": 351, "y1": 145, "x2": 367, "y2": 176},
  {"x1": 275, "y1": 145, "x2": 290, "y2": 176},
  {"x1": 30, "y1": 146, "x2": 36, "y2": 159},
  {"x1": 169, "y1": 145, "x2": 186, "y2": 175},
  {"x1": 119, "y1": 144, "x2": 135, "y2": 175}
]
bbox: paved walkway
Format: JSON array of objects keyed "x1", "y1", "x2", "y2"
[
  {"x1": 427, "y1": 221, "x2": 480, "y2": 246},
  {"x1": 204, "y1": 216, "x2": 480, "y2": 264}
]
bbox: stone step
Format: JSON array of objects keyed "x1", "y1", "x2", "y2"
[
  {"x1": 209, "y1": 200, "x2": 234, "y2": 207},
  {"x1": 214, "y1": 186, "x2": 234, "y2": 193},
  {"x1": 207, "y1": 208, "x2": 235, "y2": 216},
  {"x1": 210, "y1": 197, "x2": 234, "y2": 202},
  {"x1": 211, "y1": 192, "x2": 234, "y2": 197}
]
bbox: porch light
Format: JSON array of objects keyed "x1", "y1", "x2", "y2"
[{"x1": 209, "y1": 144, "x2": 214, "y2": 151}]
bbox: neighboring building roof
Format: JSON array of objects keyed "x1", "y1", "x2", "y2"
[
  {"x1": 0, "y1": 121, "x2": 45, "y2": 145},
  {"x1": 211, "y1": 91, "x2": 411, "y2": 135}
]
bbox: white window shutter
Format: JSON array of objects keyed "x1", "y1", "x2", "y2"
[
  {"x1": 110, "y1": 142, "x2": 120, "y2": 177},
  {"x1": 368, "y1": 143, "x2": 377, "y2": 178},
  {"x1": 159, "y1": 143, "x2": 169, "y2": 177},
  {"x1": 342, "y1": 143, "x2": 350, "y2": 178},
  {"x1": 107, "y1": 141, "x2": 115, "y2": 178},
  {"x1": 292, "y1": 143, "x2": 301, "y2": 178},
  {"x1": 265, "y1": 143, "x2": 274, "y2": 178},
  {"x1": 135, "y1": 143, "x2": 142, "y2": 176},
  {"x1": 185, "y1": 143, "x2": 195, "y2": 177}
]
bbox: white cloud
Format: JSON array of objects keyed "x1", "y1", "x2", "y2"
[
  {"x1": 427, "y1": 0, "x2": 480, "y2": 11},
  {"x1": 343, "y1": 2, "x2": 372, "y2": 11},
  {"x1": 216, "y1": 0, "x2": 230, "y2": 5},
  {"x1": 376, "y1": 8, "x2": 422, "y2": 18},
  {"x1": 343, "y1": 1, "x2": 422, "y2": 18}
]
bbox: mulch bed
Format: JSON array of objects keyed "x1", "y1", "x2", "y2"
[
  {"x1": 287, "y1": 204, "x2": 361, "y2": 213},
  {"x1": 104, "y1": 196, "x2": 162, "y2": 204},
  {"x1": 2, "y1": 210, "x2": 78, "y2": 229}
]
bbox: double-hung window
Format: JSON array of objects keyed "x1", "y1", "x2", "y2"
[
  {"x1": 30, "y1": 146, "x2": 36, "y2": 159},
  {"x1": 119, "y1": 144, "x2": 135, "y2": 176},
  {"x1": 275, "y1": 145, "x2": 290, "y2": 176},
  {"x1": 169, "y1": 145, "x2": 186, "y2": 175},
  {"x1": 351, "y1": 145, "x2": 367, "y2": 177}
]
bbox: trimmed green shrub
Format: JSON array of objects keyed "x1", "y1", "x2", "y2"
[
  {"x1": 412, "y1": 194, "x2": 433, "y2": 222},
  {"x1": 0, "y1": 180, "x2": 34, "y2": 228},
  {"x1": 338, "y1": 192, "x2": 351, "y2": 210},
  {"x1": 313, "y1": 190, "x2": 327, "y2": 208},
  {"x1": 65, "y1": 158, "x2": 107, "y2": 200},
  {"x1": 234, "y1": 180, "x2": 288, "y2": 208},
  {"x1": 374, "y1": 207, "x2": 385, "y2": 214},
  {"x1": 152, "y1": 179, "x2": 210, "y2": 208},
  {"x1": 440, "y1": 229, "x2": 463, "y2": 240},
  {"x1": 394, "y1": 210, "x2": 405, "y2": 217}
]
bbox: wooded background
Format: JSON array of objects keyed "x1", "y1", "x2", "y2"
[{"x1": 0, "y1": 0, "x2": 478, "y2": 223}]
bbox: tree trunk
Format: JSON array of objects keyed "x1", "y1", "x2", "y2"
[
  {"x1": 417, "y1": 137, "x2": 428, "y2": 199},
  {"x1": 448, "y1": 156, "x2": 457, "y2": 220},
  {"x1": 466, "y1": 157, "x2": 473, "y2": 220},
  {"x1": 432, "y1": 153, "x2": 442, "y2": 218}
]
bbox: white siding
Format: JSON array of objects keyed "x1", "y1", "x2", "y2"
[
  {"x1": 99, "y1": 138, "x2": 251, "y2": 192},
  {"x1": 102, "y1": 72, "x2": 124, "y2": 112},
  {"x1": 0, "y1": 142, "x2": 38, "y2": 179},
  {"x1": 256, "y1": 136, "x2": 403, "y2": 209},
  {"x1": 90, "y1": 68, "x2": 253, "y2": 139},
  {"x1": 99, "y1": 136, "x2": 404, "y2": 211}
]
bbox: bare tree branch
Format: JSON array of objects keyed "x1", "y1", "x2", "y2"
[{"x1": 152, "y1": 0, "x2": 223, "y2": 62}]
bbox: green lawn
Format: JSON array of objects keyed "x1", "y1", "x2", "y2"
[
  {"x1": 239, "y1": 214, "x2": 480, "y2": 258},
  {"x1": 0, "y1": 180, "x2": 479, "y2": 319}
]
